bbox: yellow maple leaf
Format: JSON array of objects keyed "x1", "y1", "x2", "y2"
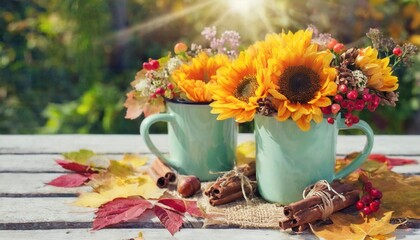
[
  {"x1": 236, "y1": 141, "x2": 256, "y2": 165},
  {"x1": 74, "y1": 175, "x2": 165, "y2": 208},
  {"x1": 108, "y1": 160, "x2": 135, "y2": 177},
  {"x1": 63, "y1": 149, "x2": 96, "y2": 165},
  {"x1": 312, "y1": 211, "x2": 400, "y2": 240},
  {"x1": 121, "y1": 154, "x2": 148, "y2": 170},
  {"x1": 107, "y1": 155, "x2": 148, "y2": 177}
]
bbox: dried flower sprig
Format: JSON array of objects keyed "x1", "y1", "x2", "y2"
[
  {"x1": 319, "y1": 28, "x2": 417, "y2": 126},
  {"x1": 124, "y1": 27, "x2": 241, "y2": 120}
]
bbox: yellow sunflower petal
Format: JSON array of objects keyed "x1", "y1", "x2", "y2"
[
  {"x1": 209, "y1": 50, "x2": 268, "y2": 122},
  {"x1": 172, "y1": 52, "x2": 230, "y2": 102}
]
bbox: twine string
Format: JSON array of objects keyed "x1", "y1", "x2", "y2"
[
  {"x1": 211, "y1": 167, "x2": 255, "y2": 203},
  {"x1": 302, "y1": 180, "x2": 345, "y2": 220}
]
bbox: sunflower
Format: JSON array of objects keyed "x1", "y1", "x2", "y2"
[
  {"x1": 265, "y1": 30, "x2": 337, "y2": 131},
  {"x1": 210, "y1": 49, "x2": 269, "y2": 122},
  {"x1": 355, "y1": 47, "x2": 398, "y2": 92},
  {"x1": 172, "y1": 52, "x2": 229, "y2": 102}
]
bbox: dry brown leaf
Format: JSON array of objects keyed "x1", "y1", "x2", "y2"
[{"x1": 338, "y1": 153, "x2": 420, "y2": 219}]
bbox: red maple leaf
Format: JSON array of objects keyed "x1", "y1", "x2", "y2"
[
  {"x1": 47, "y1": 173, "x2": 91, "y2": 187},
  {"x1": 369, "y1": 154, "x2": 417, "y2": 168},
  {"x1": 55, "y1": 159, "x2": 96, "y2": 173},
  {"x1": 93, "y1": 197, "x2": 153, "y2": 230},
  {"x1": 91, "y1": 197, "x2": 203, "y2": 235},
  {"x1": 185, "y1": 200, "x2": 205, "y2": 218},
  {"x1": 158, "y1": 198, "x2": 204, "y2": 218},
  {"x1": 153, "y1": 205, "x2": 183, "y2": 235}
]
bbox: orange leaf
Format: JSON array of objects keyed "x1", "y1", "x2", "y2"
[{"x1": 312, "y1": 211, "x2": 401, "y2": 240}]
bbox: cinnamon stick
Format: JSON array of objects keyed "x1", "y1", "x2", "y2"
[
  {"x1": 151, "y1": 158, "x2": 176, "y2": 182},
  {"x1": 207, "y1": 175, "x2": 256, "y2": 199},
  {"x1": 204, "y1": 162, "x2": 256, "y2": 197},
  {"x1": 292, "y1": 223, "x2": 309, "y2": 233},
  {"x1": 205, "y1": 162, "x2": 257, "y2": 206},
  {"x1": 283, "y1": 181, "x2": 356, "y2": 217},
  {"x1": 279, "y1": 189, "x2": 360, "y2": 230},
  {"x1": 209, "y1": 185, "x2": 255, "y2": 206},
  {"x1": 147, "y1": 167, "x2": 168, "y2": 188}
]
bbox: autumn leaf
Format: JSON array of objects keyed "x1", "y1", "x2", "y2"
[
  {"x1": 108, "y1": 160, "x2": 135, "y2": 177},
  {"x1": 369, "y1": 171, "x2": 420, "y2": 218},
  {"x1": 157, "y1": 198, "x2": 204, "y2": 218},
  {"x1": 154, "y1": 205, "x2": 184, "y2": 235},
  {"x1": 143, "y1": 98, "x2": 165, "y2": 117},
  {"x1": 63, "y1": 149, "x2": 96, "y2": 165},
  {"x1": 92, "y1": 197, "x2": 153, "y2": 230},
  {"x1": 184, "y1": 200, "x2": 205, "y2": 218},
  {"x1": 340, "y1": 154, "x2": 420, "y2": 219},
  {"x1": 55, "y1": 159, "x2": 96, "y2": 174},
  {"x1": 74, "y1": 175, "x2": 165, "y2": 207},
  {"x1": 236, "y1": 141, "x2": 256, "y2": 165},
  {"x1": 90, "y1": 197, "x2": 203, "y2": 235},
  {"x1": 47, "y1": 173, "x2": 91, "y2": 187},
  {"x1": 124, "y1": 91, "x2": 147, "y2": 120},
  {"x1": 107, "y1": 155, "x2": 147, "y2": 177},
  {"x1": 121, "y1": 154, "x2": 148, "y2": 170},
  {"x1": 312, "y1": 211, "x2": 401, "y2": 240},
  {"x1": 368, "y1": 154, "x2": 417, "y2": 167}
]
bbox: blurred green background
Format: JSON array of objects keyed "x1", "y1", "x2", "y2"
[{"x1": 1, "y1": 0, "x2": 419, "y2": 134}]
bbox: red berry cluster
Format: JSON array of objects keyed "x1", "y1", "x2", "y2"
[
  {"x1": 392, "y1": 47, "x2": 403, "y2": 57},
  {"x1": 355, "y1": 177, "x2": 383, "y2": 216},
  {"x1": 143, "y1": 59, "x2": 160, "y2": 71},
  {"x1": 322, "y1": 87, "x2": 381, "y2": 126},
  {"x1": 142, "y1": 59, "x2": 178, "y2": 99},
  {"x1": 327, "y1": 38, "x2": 345, "y2": 54}
]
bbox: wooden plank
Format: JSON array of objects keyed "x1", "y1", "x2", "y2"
[
  {"x1": 1, "y1": 153, "x2": 418, "y2": 173},
  {"x1": 0, "y1": 197, "x2": 94, "y2": 224},
  {"x1": 1, "y1": 159, "x2": 419, "y2": 195},
  {"x1": 0, "y1": 228, "x2": 317, "y2": 240},
  {"x1": 0, "y1": 198, "x2": 202, "y2": 230},
  {"x1": 0, "y1": 173, "x2": 90, "y2": 196},
  {"x1": 1, "y1": 197, "x2": 419, "y2": 228},
  {"x1": 0, "y1": 227, "x2": 419, "y2": 240},
  {"x1": 0, "y1": 134, "x2": 419, "y2": 155},
  {"x1": 0, "y1": 134, "x2": 160, "y2": 154},
  {"x1": 0, "y1": 154, "x2": 157, "y2": 173},
  {"x1": 0, "y1": 154, "x2": 66, "y2": 173}
]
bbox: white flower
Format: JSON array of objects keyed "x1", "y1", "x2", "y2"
[
  {"x1": 134, "y1": 80, "x2": 149, "y2": 92},
  {"x1": 167, "y1": 57, "x2": 183, "y2": 73},
  {"x1": 352, "y1": 70, "x2": 368, "y2": 90}
]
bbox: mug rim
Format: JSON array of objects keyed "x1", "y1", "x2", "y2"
[{"x1": 165, "y1": 98, "x2": 211, "y2": 105}]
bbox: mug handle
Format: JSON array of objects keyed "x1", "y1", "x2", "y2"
[
  {"x1": 333, "y1": 119, "x2": 374, "y2": 179},
  {"x1": 140, "y1": 113, "x2": 175, "y2": 167}
]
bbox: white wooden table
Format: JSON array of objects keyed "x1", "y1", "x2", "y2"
[{"x1": 0, "y1": 134, "x2": 419, "y2": 240}]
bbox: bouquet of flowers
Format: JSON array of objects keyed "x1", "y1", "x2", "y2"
[
  {"x1": 124, "y1": 27, "x2": 240, "y2": 120},
  {"x1": 209, "y1": 27, "x2": 417, "y2": 131},
  {"x1": 125, "y1": 26, "x2": 417, "y2": 131}
]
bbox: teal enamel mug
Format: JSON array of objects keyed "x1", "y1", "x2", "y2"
[
  {"x1": 140, "y1": 100, "x2": 237, "y2": 181},
  {"x1": 254, "y1": 114, "x2": 374, "y2": 204}
]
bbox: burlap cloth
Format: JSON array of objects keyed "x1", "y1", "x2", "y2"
[{"x1": 198, "y1": 183, "x2": 286, "y2": 229}]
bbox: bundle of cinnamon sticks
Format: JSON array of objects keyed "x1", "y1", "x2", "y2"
[
  {"x1": 279, "y1": 180, "x2": 360, "y2": 232},
  {"x1": 205, "y1": 162, "x2": 256, "y2": 206},
  {"x1": 147, "y1": 158, "x2": 176, "y2": 188}
]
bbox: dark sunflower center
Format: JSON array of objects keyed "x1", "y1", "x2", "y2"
[
  {"x1": 278, "y1": 66, "x2": 320, "y2": 103},
  {"x1": 234, "y1": 75, "x2": 258, "y2": 102}
]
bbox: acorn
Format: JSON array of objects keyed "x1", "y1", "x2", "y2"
[{"x1": 177, "y1": 175, "x2": 201, "y2": 198}]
